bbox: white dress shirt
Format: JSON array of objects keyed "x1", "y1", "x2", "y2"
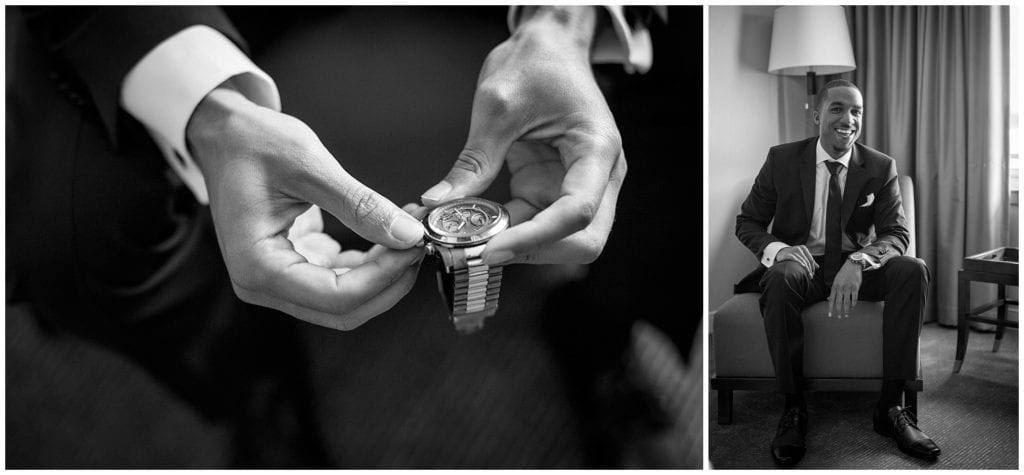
[
  {"x1": 120, "y1": 26, "x2": 280, "y2": 204},
  {"x1": 120, "y1": 8, "x2": 652, "y2": 205},
  {"x1": 507, "y1": 6, "x2": 656, "y2": 74},
  {"x1": 805, "y1": 141, "x2": 854, "y2": 255},
  {"x1": 761, "y1": 139, "x2": 876, "y2": 270}
]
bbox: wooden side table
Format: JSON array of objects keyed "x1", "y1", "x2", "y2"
[{"x1": 953, "y1": 247, "x2": 1019, "y2": 373}]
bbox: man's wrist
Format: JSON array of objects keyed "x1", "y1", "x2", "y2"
[
  {"x1": 843, "y1": 259, "x2": 865, "y2": 272},
  {"x1": 514, "y1": 6, "x2": 599, "y2": 52},
  {"x1": 186, "y1": 84, "x2": 253, "y2": 174}
]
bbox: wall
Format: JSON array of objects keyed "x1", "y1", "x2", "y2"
[{"x1": 707, "y1": 6, "x2": 807, "y2": 311}]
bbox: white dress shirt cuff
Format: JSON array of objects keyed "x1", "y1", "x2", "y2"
[
  {"x1": 121, "y1": 25, "x2": 282, "y2": 204},
  {"x1": 507, "y1": 6, "x2": 654, "y2": 74},
  {"x1": 762, "y1": 241, "x2": 790, "y2": 268},
  {"x1": 860, "y1": 253, "x2": 881, "y2": 271}
]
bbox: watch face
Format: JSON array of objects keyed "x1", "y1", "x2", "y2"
[{"x1": 424, "y1": 197, "x2": 510, "y2": 247}]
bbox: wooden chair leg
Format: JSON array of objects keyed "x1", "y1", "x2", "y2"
[{"x1": 717, "y1": 389, "x2": 733, "y2": 425}]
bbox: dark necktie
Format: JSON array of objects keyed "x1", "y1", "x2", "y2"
[{"x1": 823, "y1": 160, "x2": 844, "y2": 286}]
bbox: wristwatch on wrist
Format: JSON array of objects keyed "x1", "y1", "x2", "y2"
[
  {"x1": 848, "y1": 251, "x2": 871, "y2": 270},
  {"x1": 422, "y1": 197, "x2": 511, "y2": 334}
]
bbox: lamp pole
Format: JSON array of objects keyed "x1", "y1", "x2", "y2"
[
  {"x1": 805, "y1": 70, "x2": 818, "y2": 137},
  {"x1": 806, "y1": 70, "x2": 817, "y2": 103}
]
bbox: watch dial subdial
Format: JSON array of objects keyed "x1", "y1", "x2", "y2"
[
  {"x1": 431, "y1": 203, "x2": 498, "y2": 237},
  {"x1": 466, "y1": 208, "x2": 490, "y2": 227}
]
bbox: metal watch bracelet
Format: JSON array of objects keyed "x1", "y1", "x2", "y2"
[{"x1": 433, "y1": 245, "x2": 503, "y2": 334}]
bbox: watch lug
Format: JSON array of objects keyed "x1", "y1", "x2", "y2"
[{"x1": 435, "y1": 246, "x2": 456, "y2": 273}]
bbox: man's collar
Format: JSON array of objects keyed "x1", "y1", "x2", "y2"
[{"x1": 816, "y1": 138, "x2": 852, "y2": 167}]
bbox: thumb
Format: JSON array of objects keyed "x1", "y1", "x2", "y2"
[
  {"x1": 421, "y1": 133, "x2": 511, "y2": 207},
  {"x1": 306, "y1": 167, "x2": 425, "y2": 250}
]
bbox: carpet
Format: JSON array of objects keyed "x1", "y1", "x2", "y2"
[{"x1": 709, "y1": 322, "x2": 1019, "y2": 469}]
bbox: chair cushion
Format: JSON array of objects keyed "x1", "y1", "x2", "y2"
[{"x1": 713, "y1": 293, "x2": 886, "y2": 378}]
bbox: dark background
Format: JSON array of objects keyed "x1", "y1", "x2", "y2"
[{"x1": 7, "y1": 6, "x2": 701, "y2": 467}]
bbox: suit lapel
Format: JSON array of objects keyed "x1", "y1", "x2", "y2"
[
  {"x1": 799, "y1": 140, "x2": 817, "y2": 227},
  {"x1": 842, "y1": 146, "x2": 868, "y2": 230}
]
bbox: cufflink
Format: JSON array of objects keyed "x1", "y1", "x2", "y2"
[{"x1": 859, "y1": 193, "x2": 875, "y2": 207}]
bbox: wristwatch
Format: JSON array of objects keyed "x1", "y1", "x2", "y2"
[
  {"x1": 422, "y1": 197, "x2": 511, "y2": 334},
  {"x1": 848, "y1": 252, "x2": 871, "y2": 270}
]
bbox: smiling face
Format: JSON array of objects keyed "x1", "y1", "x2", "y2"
[{"x1": 813, "y1": 86, "x2": 863, "y2": 159}]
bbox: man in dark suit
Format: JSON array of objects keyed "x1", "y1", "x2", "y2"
[{"x1": 734, "y1": 79, "x2": 940, "y2": 465}]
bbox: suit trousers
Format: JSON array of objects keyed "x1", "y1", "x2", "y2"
[{"x1": 758, "y1": 254, "x2": 930, "y2": 394}]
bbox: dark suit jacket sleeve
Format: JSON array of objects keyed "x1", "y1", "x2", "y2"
[
  {"x1": 735, "y1": 148, "x2": 783, "y2": 261},
  {"x1": 861, "y1": 158, "x2": 910, "y2": 265},
  {"x1": 19, "y1": 6, "x2": 246, "y2": 142}
]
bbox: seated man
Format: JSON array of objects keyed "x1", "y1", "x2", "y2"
[{"x1": 733, "y1": 79, "x2": 941, "y2": 466}]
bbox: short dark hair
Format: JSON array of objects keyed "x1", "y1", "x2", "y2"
[{"x1": 815, "y1": 79, "x2": 862, "y2": 111}]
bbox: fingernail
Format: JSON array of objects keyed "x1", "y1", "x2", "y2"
[
  {"x1": 421, "y1": 181, "x2": 452, "y2": 205},
  {"x1": 389, "y1": 214, "x2": 426, "y2": 246},
  {"x1": 483, "y1": 250, "x2": 514, "y2": 266},
  {"x1": 403, "y1": 203, "x2": 430, "y2": 219}
]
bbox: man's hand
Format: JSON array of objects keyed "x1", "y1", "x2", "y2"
[
  {"x1": 828, "y1": 260, "x2": 863, "y2": 318},
  {"x1": 187, "y1": 86, "x2": 426, "y2": 331},
  {"x1": 776, "y1": 245, "x2": 819, "y2": 277},
  {"x1": 420, "y1": 6, "x2": 626, "y2": 266}
]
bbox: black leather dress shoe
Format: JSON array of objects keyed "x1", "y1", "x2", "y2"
[
  {"x1": 771, "y1": 407, "x2": 808, "y2": 466},
  {"x1": 873, "y1": 406, "x2": 941, "y2": 459}
]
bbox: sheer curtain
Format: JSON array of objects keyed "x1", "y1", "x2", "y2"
[{"x1": 845, "y1": 5, "x2": 1010, "y2": 325}]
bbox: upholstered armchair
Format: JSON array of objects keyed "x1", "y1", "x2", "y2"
[{"x1": 711, "y1": 176, "x2": 919, "y2": 424}]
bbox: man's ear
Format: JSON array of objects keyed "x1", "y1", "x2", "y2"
[{"x1": 811, "y1": 109, "x2": 820, "y2": 125}]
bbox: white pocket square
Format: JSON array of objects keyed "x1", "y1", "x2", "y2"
[{"x1": 859, "y1": 193, "x2": 875, "y2": 207}]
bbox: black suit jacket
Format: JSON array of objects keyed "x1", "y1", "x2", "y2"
[
  {"x1": 16, "y1": 6, "x2": 246, "y2": 141},
  {"x1": 7, "y1": 7, "x2": 248, "y2": 333},
  {"x1": 733, "y1": 137, "x2": 910, "y2": 294}
]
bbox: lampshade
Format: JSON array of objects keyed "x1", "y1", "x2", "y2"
[{"x1": 768, "y1": 6, "x2": 856, "y2": 76}]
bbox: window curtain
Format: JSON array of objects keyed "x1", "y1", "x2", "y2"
[{"x1": 845, "y1": 5, "x2": 1010, "y2": 325}]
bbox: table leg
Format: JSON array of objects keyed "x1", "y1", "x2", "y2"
[
  {"x1": 954, "y1": 271, "x2": 969, "y2": 373},
  {"x1": 993, "y1": 284, "x2": 1007, "y2": 353}
]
